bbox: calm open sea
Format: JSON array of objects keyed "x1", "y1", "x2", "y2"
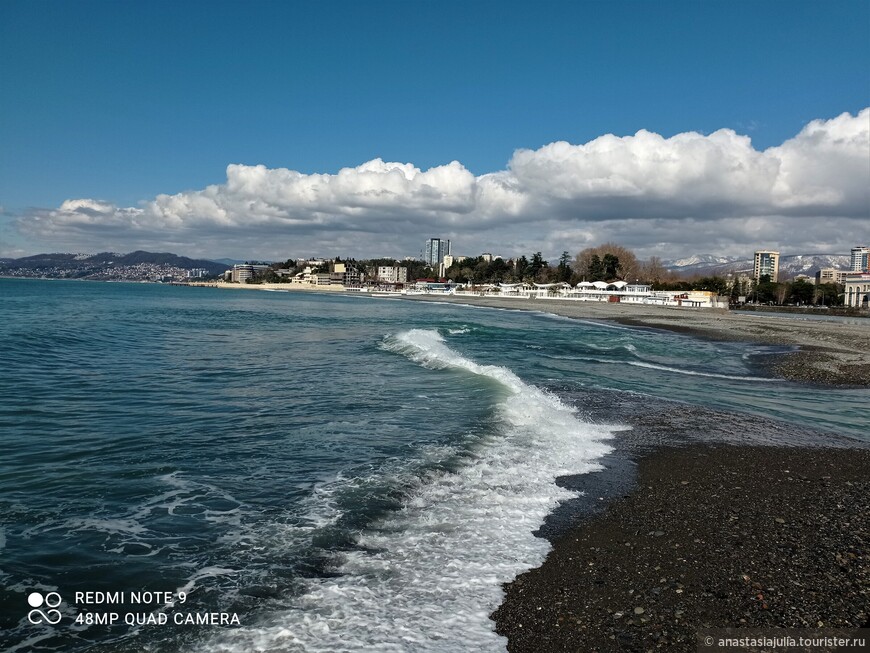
[{"x1": 1, "y1": 279, "x2": 867, "y2": 652}]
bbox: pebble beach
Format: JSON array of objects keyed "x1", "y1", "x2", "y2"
[{"x1": 492, "y1": 445, "x2": 870, "y2": 652}]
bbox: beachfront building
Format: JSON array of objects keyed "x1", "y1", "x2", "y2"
[
  {"x1": 844, "y1": 272, "x2": 870, "y2": 308},
  {"x1": 377, "y1": 266, "x2": 408, "y2": 284},
  {"x1": 231, "y1": 263, "x2": 270, "y2": 283},
  {"x1": 816, "y1": 268, "x2": 849, "y2": 285},
  {"x1": 362, "y1": 278, "x2": 727, "y2": 308},
  {"x1": 413, "y1": 279, "x2": 454, "y2": 293},
  {"x1": 753, "y1": 250, "x2": 780, "y2": 282},
  {"x1": 564, "y1": 281, "x2": 651, "y2": 303},
  {"x1": 425, "y1": 238, "x2": 451, "y2": 268},
  {"x1": 342, "y1": 266, "x2": 362, "y2": 288},
  {"x1": 486, "y1": 281, "x2": 727, "y2": 308},
  {"x1": 291, "y1": 265, "x2": 321, "y2": 284}
]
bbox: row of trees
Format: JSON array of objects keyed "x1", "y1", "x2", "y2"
[
  {"x1": 243, "y1": 248, "x2": 846, "y2": 306},
  {"x1": 444, "y1": 244, "x2": 845, "y2": 306},
  {"x1": 443, "y1": 243, "x2": 667, "y2": 285},
  {"x1": 443, "y1": 252, "x2": 556, "y2": 284},
  {"x1": 648, "y1": 275, "x2": 843, "y2": 305},
  {"x1": 743, "y1": 276, "x2": 843, "y2": 306}
]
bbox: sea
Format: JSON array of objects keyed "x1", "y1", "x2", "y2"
[{"x1": 1, "y1": 278, "x2": 867, "y2": 652}]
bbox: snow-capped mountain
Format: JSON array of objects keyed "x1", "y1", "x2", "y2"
[
  {"x1": 780, "y1": 254, "x2": 851, "y2": 276},
  {"x1": 664, "y1": 254, "x2": 851, "y2": 278},
  {"x1": 665, "y1": 254, "x2": 741, "y2": 268}
]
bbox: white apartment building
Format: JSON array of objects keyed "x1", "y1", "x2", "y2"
[
  {"x1": 850, "y1": 246, "x2": 869, "y2": 272},
  {"x1": 377, "y1": 266, "x2": 408, "y2": 283}
]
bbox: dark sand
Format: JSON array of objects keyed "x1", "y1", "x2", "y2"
[{"x1": 492, "y1": 446, "x2": 870, "y2": 652}]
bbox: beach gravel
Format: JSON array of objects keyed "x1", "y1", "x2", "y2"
[{"x1": 491, "y1": 445, "x2": 870, "y2": 652}]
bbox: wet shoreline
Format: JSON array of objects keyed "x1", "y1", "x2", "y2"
[{"x1": 400, "y1": 295, "x2": 870, "y2": 387}]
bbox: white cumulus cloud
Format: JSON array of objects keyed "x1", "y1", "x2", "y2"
[{"x1": 17, "y1": 108, "x2": 870, "y2": 260}]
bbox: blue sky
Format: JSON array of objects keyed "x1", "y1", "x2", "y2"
[{"x1": 1, "y1": 0, "x2": 868, "y2": 259}]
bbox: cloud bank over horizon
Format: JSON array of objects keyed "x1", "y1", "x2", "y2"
[{"x1": 15, "y1": 108, "x2": 870, "y2": 261}]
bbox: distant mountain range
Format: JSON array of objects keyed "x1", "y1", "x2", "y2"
[
  {"x1": 0, "y1": 251, "x2": 230, "y2": 277},
  {"x1": 663, "y1": 254, "x2": 851, "y2": 278},
  {"x1": 210, "y1": 258, "x2": 249, "y2": 266}
]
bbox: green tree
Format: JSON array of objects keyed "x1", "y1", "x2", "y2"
[
  {"x1": 602, "y1": 253, "x2": 620, "y2": 280},
  {"x1": 729, "y1": 278, "x2": 743, "y2": 300},
  {"x1": 488, "y1": 257, "x2": 510, "y2": 283},
  {"x1": 587, "y1": 254, "x2": 604, "y2": 281},
  {"x1": 695, "y1": 276, "x2": 728, "y2": 295},
  {"x1": 515, "y1": 255, "x2": 529, "y2": 280},
  {"x1": 474, "y1": 258, "x2": 490, "y2": 280},
  {"x1": 790, "y1": 279, "x2": 815, "y2": 305},
  {"x1": 556, "y1": 251, "x2": 572, "y2": 282},
  {"x1": 754, "y1": 275, "x2": 778, "y2": 304},
  {"x1": 652, "y1": 279, "x2": 692, "y2": 292},
  {"x1": 815, "y1": 282, "x2": 843, "y2": 306},
  {"x1": 528, "y1": 252, "x2": 546, "y2": 280}
]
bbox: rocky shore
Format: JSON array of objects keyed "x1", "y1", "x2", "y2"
[
  {"x1": 492, "y1": 445, "x2": 870, "y2": 652},
  {"x1": 402, "y1": 295, "x2": 870, "y2": 386}
]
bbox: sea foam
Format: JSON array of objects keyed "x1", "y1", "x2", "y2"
[{"x1": 203, "y1": 328, "x2": 616, "y2": 653}]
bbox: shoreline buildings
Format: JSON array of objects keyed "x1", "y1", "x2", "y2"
[
  {"x1": 753, "y1": 250, "x2": 780, "y2": 282},
  {"x1": 230, "y1": 263, "x2": 271, "y2": 283},
  {"x1": 376, "y1": 265, "x2": 408, "y2": 284}
]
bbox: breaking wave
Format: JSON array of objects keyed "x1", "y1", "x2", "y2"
[{"x1": 203, "y1": 329, "x2": 616, "y2": 652}]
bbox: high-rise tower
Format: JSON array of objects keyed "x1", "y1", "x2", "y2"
[
  {"x1": 424, "y1": 238, "x2": 451, "y2": 268},
  {"x1": 850, "y1": 246, "x2": 869, "y2": 272},
  {"x1": 753, "y1": 250, "x2": 780, "y2": 282}
]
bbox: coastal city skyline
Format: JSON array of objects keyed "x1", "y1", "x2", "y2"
[{"x1": 1, "y1": 2, "x2": 868, "y2": 262}]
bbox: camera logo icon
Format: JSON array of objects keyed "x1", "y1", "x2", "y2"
[{"x1": 27, "y1": 591, "x2": 62, "y2": 625}]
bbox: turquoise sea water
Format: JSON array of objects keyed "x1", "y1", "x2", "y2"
[{"x1": 1, "y1": 279, "x2": 867, "y2": 652}]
